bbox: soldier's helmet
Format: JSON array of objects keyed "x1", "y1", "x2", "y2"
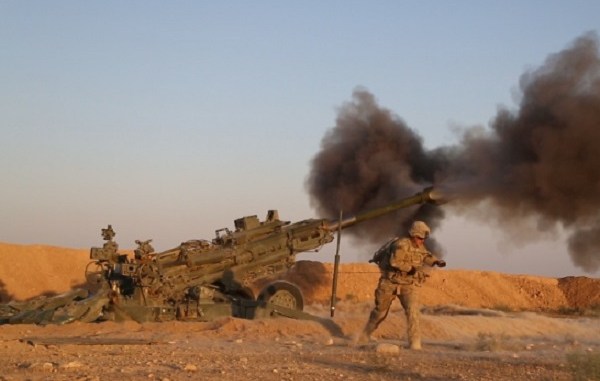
[{"x1": 409, "y1": 221, "x2": 430, "y2": 239}]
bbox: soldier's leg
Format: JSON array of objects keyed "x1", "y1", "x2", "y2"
[
  {"x1": 399, "y1": 285, "x2": 421, "y2": 350},
  {"x1": 362, "y1": 278, "x2": 396, "y2": 339}
]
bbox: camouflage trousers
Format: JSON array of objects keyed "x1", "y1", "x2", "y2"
[{"x1": 363, "y1": 277, "x2": 421, "y2": 349}]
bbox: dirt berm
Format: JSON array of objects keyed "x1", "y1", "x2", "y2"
[{"x1": 1, "y1": 242, "x2": 598, "y2": 311}]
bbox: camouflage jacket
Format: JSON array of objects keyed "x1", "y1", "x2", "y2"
[{"x1": 384, "y1": 237, "x2": 438, "y2": 285}]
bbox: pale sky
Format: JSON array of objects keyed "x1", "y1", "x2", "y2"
[{"x1": 1, "y1": 1, "x2": 599, "y2": 277}]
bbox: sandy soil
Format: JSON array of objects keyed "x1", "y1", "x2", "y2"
[{"x1": 0, "y1": 242, "x2": 599, "y2": 381}]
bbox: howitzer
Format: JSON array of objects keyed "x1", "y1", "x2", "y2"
[{"x1": 2, "y1": 187, "x2": 443, "y2": 324}]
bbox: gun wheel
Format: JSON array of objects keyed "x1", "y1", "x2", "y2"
[
  {"x1": 85, "y1": 261, "x2": 108, "y2": 285},
  {"x1": 257, "y1": 281, "x2": 304, "y2": 311},
  {"x1": 137, "y1": 263, "x2": 160, "y2": 288}
]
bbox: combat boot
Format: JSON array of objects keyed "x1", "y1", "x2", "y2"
[
  {"x1": 409, "y1": 337, "x2": 422, "y2": 350},
  {"x1": 357, "y1": 331, "x2": 375, "y2": 344},
  {"x1": 358, "y1": 322, "x2": 381, "y2": 344}
]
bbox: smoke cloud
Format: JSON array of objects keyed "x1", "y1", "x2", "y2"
[{"x1": 307, "y1": 33, "x2": 600, "y2": 272}]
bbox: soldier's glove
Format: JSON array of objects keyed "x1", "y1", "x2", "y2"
[{"x1": 434, "y1": 260, "x2": 446, "y2": 268}]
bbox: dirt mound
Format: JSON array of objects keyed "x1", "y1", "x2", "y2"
[
  {"x1": 282, "y1": 261, "x2": 597, "y2": 311},
  {"x1": 0, "y1": 242, "x2": 91, "y2": 302},
  {"x1": 557, "y1": 276, "x2": 600, "y2": 308},
  {"x1": 1, "y1": 243, "x2": 598, "y2": 311}
]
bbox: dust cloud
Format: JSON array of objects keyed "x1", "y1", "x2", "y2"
[{"x1": 307, "y1": 33, "x2": 600, "y2": 273}]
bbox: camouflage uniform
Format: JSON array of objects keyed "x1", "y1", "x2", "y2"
[{"x1": 362, "y1": 221, "x2": 445, "y2": 350}]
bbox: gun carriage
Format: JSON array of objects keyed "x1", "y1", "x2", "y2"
[{"x1": 1, "y1": 188, "x2": 443, "y2": 324}]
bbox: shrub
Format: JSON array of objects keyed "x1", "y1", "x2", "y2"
[
  {"x1": 471, "y1": 332, "x2": 523, "y2": 352},
  {"x1": 567, "y1": 352, "x2": 600, "y2": 381}
]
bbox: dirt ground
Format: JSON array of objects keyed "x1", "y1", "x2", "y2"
[{"x1": 1, "y1": 242, "x2": 599, "y2": 381}]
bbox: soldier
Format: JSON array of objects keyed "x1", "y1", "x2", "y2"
[
  {"x1": 101, "y1": 225, "x2": 119, "y2": 259},
  {"x1": 134, "y1": 239, "x2": 155, "y2": 260},
  {"x1": 360, "y1": 220, "x2": 446, "y2": 350}
]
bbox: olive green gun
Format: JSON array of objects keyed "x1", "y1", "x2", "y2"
[{"x1": 2, "y1": 187, "x2": 443, "y2": 324}]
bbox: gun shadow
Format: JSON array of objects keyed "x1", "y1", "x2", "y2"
[{"x1": 0, "y1": 279, "x2": 13, "y2": 303}]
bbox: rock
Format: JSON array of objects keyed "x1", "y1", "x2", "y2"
[
  {"x1": 25, "y1": 362, "x2": 55, "y2": 371},
  {"x1": 59, "y1": 361, "x2": 85, "y2": 369},
  {"x1": 41, "y1": 362, "x2": 54, "y2": 371},
  {"x1": 375, "y1": 343, "x2": 401, "y2": 355},
  {"x1": 183, "y1": 364, "x2": 197, "y2": 372}
]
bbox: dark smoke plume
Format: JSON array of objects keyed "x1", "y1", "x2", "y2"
[
  {"x1": 307, "y1": 33, "x2": 600, "y2": 272},
  {"x1": 306, "y1": 88, "x2": 446, "y2": 254}
]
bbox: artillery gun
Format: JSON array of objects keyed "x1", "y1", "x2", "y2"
[{"x1": 1, "y1": 187, "x2": 443, "y2": 324}]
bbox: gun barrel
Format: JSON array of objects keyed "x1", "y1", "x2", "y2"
[{"x1": 327, "y1": 187, "x2": 444, "y2": 231}]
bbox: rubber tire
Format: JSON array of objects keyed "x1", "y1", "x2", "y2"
[{"x1": 257, "y1": 280, "x2": 304, "y2": 311}]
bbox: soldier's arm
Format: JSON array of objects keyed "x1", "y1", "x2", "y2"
[{"x1": 423, "y1": 253, "x2": 446, "y2": 267}]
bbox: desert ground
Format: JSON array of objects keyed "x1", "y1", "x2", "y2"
[{"x1": 0, "y1": 242, "x2": 599, "y2": 381}]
